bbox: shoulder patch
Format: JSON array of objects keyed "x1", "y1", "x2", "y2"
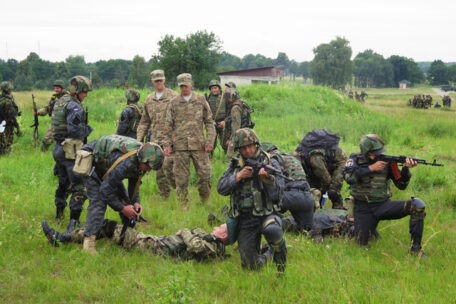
[{"x1": 345, "y1": 159, "x2": 354, "y2": 167}]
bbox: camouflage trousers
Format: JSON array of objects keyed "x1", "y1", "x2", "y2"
[
  {"x1": 225, "y1": 139, "x2": 236, "y2": 162},
  {"x1": 213, "y1": 126, "x2": 226, "y2": 154},
  {"x1": 42, "y1": 124, "x2": 54, "y2": 145},
  {"x1": 156, "y1": 154, "x2": 175, "y2": 197},
  {"x1": 173, "y1": 150, "x2": 212, "y2": 202},
  {"x1": 0, "y1": 123, "x2": 14, "y2": 155}
]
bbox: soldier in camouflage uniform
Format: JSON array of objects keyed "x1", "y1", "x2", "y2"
[
  {"x1": 116, "y1": 89, "x2": 143, "y2": 139},
  {"x1": 261, "y1": 142, "x2": 314, "y2": 232},
  {"x1": 0, "y1": 81, "x2": 21, "y2": 155},
  {"x1": 37, "y1": 80, "x2": 68, "y2": 152},
  {"x1": 51, "y1": 76, "x2": 93, "y2": 222},
  {"x1": 225, "y1": 81, "x2": 237, "y2": 91},
  {"x1": 42, "y1": 218, "x2": 227, "y2": 261},
  {"x1": 136, "y1": 70, "x2": 178, "y2": 198},
  {"x1": 343, "y1": 134, "x2": 426, "y2": 256},
  {"x1": 217, "y1": 128, "x2": 287, "y2": 272},
  {"x1": 442, "y1": 95, "x2": 452, "y2": 107},
  {"x1": 347, "y1": 90, "x2": 353, "y2": 99},
  {"x1": 80, "y1": 134, "x2": 164, "y2": 254},
  {"x1": 224, "y1": 88, "x2": 254, "y2": 161},
  {"x1": 163, "y1": 73, "x2": 216, "y2": 203},
  {"x1": 206, "y1": 80, "x2": 227, "y2": 154},
  {"x1": 360, "y1": 90, "x2": 368, "y2": 103}
]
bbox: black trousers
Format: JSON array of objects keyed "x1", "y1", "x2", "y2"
[{"x1": 282, "y1": 188, "x2": 314, "y2": 231}]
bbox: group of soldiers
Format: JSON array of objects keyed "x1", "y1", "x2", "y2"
[
  {"x1": 0, "y1": 72, "x2": 429, "y2": 274},
  {"x1": 408, "y1": 94, "x2": 433, "y2": 109},
  {"x1": 346, "y1": 90, "x2": 368, "y2": 103}
]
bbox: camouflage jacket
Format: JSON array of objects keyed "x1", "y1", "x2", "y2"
[
  {"x1": 37, "y1": 91, "x2": 68, "y2": 116},
  {"x1": 0, "y1": 93, "x2": 18, "y2": 120},
  {"x1": 305, "y1": 147, "x2": 347, "y2": 191},
  {"x1": 164, "y1": 93, "x2": 216, "y2": 151},
  {"x1": 136, "y1": 88, "x2": 178, "y2": 145},
  {"x1": 207, "y1": 93, "x2": 226, "y2": 122}
]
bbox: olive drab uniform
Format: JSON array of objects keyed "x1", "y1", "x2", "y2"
[
  {"x1": 137, "y1": 88, "x2": 178, "y2": 198},
  {"x1": 207, "y1": 92, "x2": 227, "y2": 152},
  {"x1": 224, "y1": 98, "x2": 254, "y2": 161},
  {"x1": 38, "y1": 90, "x2": 68, "y2": 148},
  {"x1": 217, "y1": 148, "x2": 287, "y2": 271},
  {"x1": 117, "y1": 102, "x2": 143, "y2": 139},
  {"x1": 51, "y1": 94, "x2": 93, "y2": 221},
  {"x1": 343, "y1": 153, "x2": 426, "y2": 252},
  {"x1": 0, "y1": 91, "x2": 19, "y2": 155}
]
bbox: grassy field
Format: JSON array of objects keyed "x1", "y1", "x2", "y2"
[{"x1": 0, "y1": 84, "x2": 455, "y2": 303}]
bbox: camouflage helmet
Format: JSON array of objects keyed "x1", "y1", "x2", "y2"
[
  {"x1": 224, "y1": 88, "x2": 240, "y2": 103},
  {"x1": 53, "y1": 79, "x2": 65, "y2": 89},
  {"x1": 359, "y1": 134, "x2": 385, "y2": 156},
  {"x1": 0, "y1": 81, "x2": 13, "y2": 92},
  {"x1": 260, "y1": 142, "x2": 279, "y2": 153},
  {"x1": 225, "y1": 81, "x2": 237, "y2": 89},
  {"x1": 68, "y1": 76, "x2": 92, "y2": 94},
  {"x1": 125, "y1": 89, "x2": 140, "y2": 103},
  {"x1": 208, "y1": 79, "x2": 221, "y2": 90},
  {"x1": 233, "y1": 128, "x2": 260, "y2": 150},
  {"x1": 137, "y1": 142, "x2": 164, "y2": 170}
]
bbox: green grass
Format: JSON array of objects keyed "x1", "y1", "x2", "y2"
[{"x1": 1, "y1": 84, "x2": 455, "y2": 303}]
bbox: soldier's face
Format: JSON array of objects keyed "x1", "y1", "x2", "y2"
[
  {"x1": 153, "y1": 79, "x2": 165, "y2": 91},
  {"x1": 179, "y1": 83, "x2": 193, "y2": 96},
  {"x1": 240, "y1": 144, "x2": 257, "y2": 158},
  {"x1": 210, "y1": 86, "x2": 220, "y2": 95},
  {"x1": 77, "y1": 91, "x2": 88, "y2": 101},
  {"x1": 140, "y1": 162, "x2": 152, "y2": 172},
  {"x1": 54, "y1": 86, "x2": 63, "y2": 94},
  {"x1": 211, "y1": 223, "x2": 228, "y2": 244}
]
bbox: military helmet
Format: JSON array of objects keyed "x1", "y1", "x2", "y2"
[
  {"x1": 260, "y1": 142, "x2": 279, "y2": 153},
  {"x1": 225, "y1": 81, "x2": 237, "y2": 89},
  {"x1": 53, "y1": 79, "x2": 65, "y2": 89},
  {"x1": 359, "y1": 134, "x2": 385, "y2": 156},
  {"x1": 208, "y1": 79, "x2": 221, "y2": 90},
  {"x1": 137, "y1": 142, "x2": 164, "y2": 170},
  {"x1": 68, "y1": 76, "x2": 92, "y2": 94},
  {"x1": 224, "y1": 88, "x2": 240, "y2": 103},
  {"x1": 125, "y1": 89, "x2": 140, "y2": 103},
  {"x1": 0, "y1": 81, "x2": 13, "y2": 92},
  {"x1": 233, "y1": 128, "x2": 260, "y2": 150}
]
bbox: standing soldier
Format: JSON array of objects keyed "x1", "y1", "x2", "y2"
[
  {"x1": 360, "y1": 90, "x2": 368, "y2": 103},
  {"x1": 116, "y1": 89, "x2": 143, "y2": 139},
  {"x1": 163, "y1": 73, "x2": 216, "y2": 204},
  {"x1": 0, "y1": 81, "x2": 21, "y2": 155},
  {"x1": 51, "y1": 76, "x2": 93, "y2": 222},
  {"x1": 223, "y1": 88, "x2": 254, "y2": 161},
  {"x1": 37, "y1": 80, "x2": 68, "y2": 152},
  {"x1": 206, "y1": 80, "x2": 227, "y2": 154},
  {"x1": 348, "y1": 90, "x2": 354, "y2": 99},
  {"x1": 136, "y1": 70, "x2": 179, "y2": 198}
]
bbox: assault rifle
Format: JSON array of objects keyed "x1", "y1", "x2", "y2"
[
  {"x1": 242, "y1": 158, "x2": 294, "y2": 182},
  {"x1": 30, "y1": 94, "x2": 39, "y2": 145},
  {"x1": 83, "y1": 106, "x2": 88, "y2": 144},
  {"x1": 378, "y1": 155, "x2": 443, "y2": 167}
]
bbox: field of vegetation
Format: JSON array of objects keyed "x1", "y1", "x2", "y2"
[{"x1": 0, "y1": 83, "x2": 455, "y2": 303}]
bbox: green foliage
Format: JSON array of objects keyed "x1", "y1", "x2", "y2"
[
  {"x1": 388, "y1": 55, "x2": 424, "y2": 85},
  {"x1": 129, "y1": 55, "x2": 149, "y2": 88},
  {"x1": 155, "y1": 272, "x2": 196, "y2": 304},
  {"x1": 354, "y1": 50, "x2": 394, "y2": 88},
  {"x1": 428, "y1": 60, "x2": 448, "y2": 85}
]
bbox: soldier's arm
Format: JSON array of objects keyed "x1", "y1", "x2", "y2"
[
  {"x1": 136, "y1": 101, "x2": 152, "y2": 142},
  {"x1": 217, "y1": 162, "x2": 238, "y2": 196},
  {"x1": 37, "y1": 106, "x2": 48, "y2": 116},
  {"x1": 202, "y1": 99, "x2": 216, "y2": 147},
  {"x1": 390, "y1": 164, "x2": 411, "y2": 190},
  {"x1": 100, "y1": 161, "x2": 130, "y2": 211},
  {"x1": 230, "y1": 106, "x2": 242, "y2": 138},
  {"x1": 66, "y1": 102, "x2": 93, "y2": 139},
  {"x1": 263, "y1": 158, "x2": 284, "y2": 202},
  {"x1": 329, "y1": 149, "x2": 348, "y2": 190},
  {"x1": 308, "y1": 153, "x2": 332, "y2": 189},
  {"x1": 116, "y1": 107, "x2": 133, "y2": 136},
  {"x1": 163, "y1": 101, "x2": 174, "y2": 149}
]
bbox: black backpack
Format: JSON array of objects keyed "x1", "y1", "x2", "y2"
[{"x1": 296, "y1": 129, "x2": 340, "y2": 171}]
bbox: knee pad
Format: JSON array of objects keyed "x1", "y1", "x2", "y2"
[
  {"x1": 406, "y1": 197, "x2": 426, "y2": 220},
  {"x1": 263, "y1": 215, "x2": 283, "y2": 245}
]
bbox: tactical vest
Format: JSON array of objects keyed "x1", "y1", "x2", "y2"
[
  {"x1": 349, "y1": 154, "x2": 391, "y2": 203},
  {"x1": 225, "y1": 101, "x2": 253, "y2": 135},
  {"x1": 0, "y1": 94, "x2": 16, "y2": 118},
  {"x1": 51, "y1": 95, "x2": 86, "y2": 140},
  {"x1": 279, "y1": 152, "x2": 307, "y2": 181},
  {"x1": 92, "y1": 135, "x2": 142, "y2": 172},
  {"x1": 48, "y1": 91, "x2": 67, "y2": 117},
  {"x1": 208, "y1": 94, "x2": 226, "y2": 121},
  {"x1": 230, "y1": 152, "x2": 280, "y2": 217},
  {"x1": 127, "y1": 103, "x2": 143, "y2": 134}
]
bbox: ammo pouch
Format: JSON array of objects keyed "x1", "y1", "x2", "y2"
[
  {"x1": 62, "y1": 138, "x2": 83, "y2": 160},
  {"x1": 73, "y1": 150, "x2": 94, "y2": 176}
]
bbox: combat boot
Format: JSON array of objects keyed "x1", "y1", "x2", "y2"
[
  {"x1": 83, "y1": 235, "x2": 97, "y2": 254},
  {"x1": 55, "y1": 206, "x2": 65, "y2": 221},
  {"x1": 410, "y1": 245, "x2": 427, "y2": 259},
  {"x1": 70, "y1": 210, "x2": 82, "y2": 223},
  {"x1": 41, "y1": 142, "x2": 51, "y2": 152},
  {"x1": 42, "y1": 220, "x2": 72, "y2": 246}
]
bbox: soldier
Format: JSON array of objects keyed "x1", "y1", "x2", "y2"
[
  {"x1": 136, "y1": 70, "x2": 178, "y2": 198},
  {"x1": 206, "y1": 80, "x2": 227, "y2": 154},
  {"x1": 343, "y1": 134, "x2": 426, "y2": 256},
  {"x1": 217, "y1": 128, "x2": 287, "y2": 272},
  {"x1": 355, "y1": 91, "x2": 361, "y2": 102},
  {"x1": 116, "y1": 89, "x2": 143, "y2": 139},
  {"x1": 225, "y1": 81, "x2": 237, "y2": 90},
  {"x1": 360, "y1": 90, "x2": 368, "y2": 103},
  {"x1": 37, "y1": 80, "x2": 68, "y2": 152},
  {"x1": 79, "y1": 134, "x2": 164, "y2": 254},
  {"x1": 348, "y1": 90, "x2": 354, "y2": 99},
  {"x1": 51, "y1": 76, "x2": 93, "y2": 222},
  {"x1": 0, "y1": 81, "x2": 21, "y2": 155},
  {"x1": 295, "y1": 129, "x2": 347, "y2": 209},
  {"x1": 42, "y1": 218, "x2": 227, "y2": 260},
  {"x1": 223, "y1": 88, "x2": 254, "y2": 161},
  {"x1": 261, "y1": 142, "x2": 314, "y2": 232},
  {"x1": 163, "y1": 73, "x2": 216, "y2": 203},
  {"x1": 442, "y1": 95, "x2": 452, "y2": 107}
]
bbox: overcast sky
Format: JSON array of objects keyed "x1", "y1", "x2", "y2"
[{"x1": 2, "y1": 0, "x2": 455, "y2": 63}]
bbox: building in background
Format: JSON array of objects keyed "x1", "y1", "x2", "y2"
[
  {"x1": 218, "y1": 66, "x2": 283, "y2": 86},
  {"x1": 399, "y1": 79, "x2": 411, "y2": 89}
]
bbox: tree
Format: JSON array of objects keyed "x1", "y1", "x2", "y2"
[
  {"x1": 288, "y1": 60, "x2": 298, "y2": 79},
  {"x1": 310, "y1": 37, "x2": 352, "y2": 89},
  {"x1": 129, "y1": 55, "x2": 149, "y2": 88},
  {"x1": 297, "y1": 61, "x2": 310, "y2": 79},
  {"x1": 353, "y1": 50, "x2": 393, "y2": 88},
  {"x1": 387, "y1": 55, "x2": 424, "y2": 85},
  {"x1": 447, "y1": 64, "x2": 456, "y2": 83},
  {"x1": 428, "y1": 60, "x2": 448, "y2": 85},
  {"x1": 275, "y1": 52, "x2": 290, "y2": 69},
  {"x1": 65, "y1": 55, "x2": 88, "y2": 77},
  {"x1": 152, "y1": 31, "x2": 221, "y2": 89}
]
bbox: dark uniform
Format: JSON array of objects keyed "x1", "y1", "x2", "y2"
[
  {"x1": 343, "y1": 134, "x2": 426, "y2": 255},
  {"x1": 0, "y1": 82, "x2": 20, "y2": 155},
  {"x1": 116, "y1": 89, "x2": 143, "y2": 139},
  {"x1": 217, "y1": 128, "x2": 286, "y2": 272},
  {"x1": 206, "y1": 80, "x2": 227, "y2": 153}
]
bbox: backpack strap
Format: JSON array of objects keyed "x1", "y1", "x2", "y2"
[
  {"x1": 102, "y1": 149, "x2": 138, "y2": 180},
  {"x1": 129, "y1": 103, "x2": 143, "y2": 116}
]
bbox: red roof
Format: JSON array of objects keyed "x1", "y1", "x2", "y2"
[{"x1": 217, "y1": 66, "x2": 283, "y2": 77}]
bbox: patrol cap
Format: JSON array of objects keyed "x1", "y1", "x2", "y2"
[
  {"x1": 177, "y1": 73, "x2": 192, "y2": 86},
  {"x1": 151, "y1": 70, "x2": 165, "y2": 81}
]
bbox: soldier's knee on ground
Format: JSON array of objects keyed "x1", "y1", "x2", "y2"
[
  {"x1": 405, "y1": 197, "x2": 426, "y2": 220},
  {"x1": 262, "y1": 215, "x2": 284, "y2": 245}
]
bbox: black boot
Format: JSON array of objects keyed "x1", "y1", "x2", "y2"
[
  {"x1": 272, "y1": 240, "x2": 287, "y2": 273},
  {"x1": 70, "y1": 210, "x2": 81, "y2": 223},
  {"x1": 409, "y1": 219, "x2": 426, "y2": 258},
  {"x1": 42, "y1": 220, "x2": 72, "y2": 246},
  {"x1": 55, "y1": 206, "x2": 65, "y2": 221}
]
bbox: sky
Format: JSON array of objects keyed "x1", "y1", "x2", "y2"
[{"x1": 1, "y1": 0, "x2": 455, "y2": 63}]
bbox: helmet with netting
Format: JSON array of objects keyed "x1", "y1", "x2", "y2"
[
  {"x1": 125, "y1": 89, "x2": 140, "y2": 103},
  {"x1": 359, "y1": 134, "x2": 385, "y2": 155},
  {"x1": 233, "y1": 128, "x2": 260, "y2": 150},
  {"x1": 137, "y1": 142, "x2": 164, "y2": 170},
  {"x1": 0, "y1": 81, "x2": 13, "y2": 92},
  {"x1": 68, "y1": 76, "x2": 92, "y2": 94}
]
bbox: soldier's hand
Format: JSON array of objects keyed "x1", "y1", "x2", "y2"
[
  {"x1": 218, "y1": 121, "x2": 225, "y2": 128},
  {"x1": 164, "y1": 147, "x2": 171, "y2": 157},
  {"x1": 404, "y1": 157, "x2": 418, "y2": 168},
  {"x1": 205, "y1": 145, "x2": 213, "y2": 153},
  {"x1": 235, "y1": 166, "x2": 253, "y2": 182},
  {"x1": 225, "y1": 140, "x2": 230, "y2": 147},
  {"x1": 368, "y1": 161, "x2": 387, "y2": 172},
  {"x1": 133, "y1": 202, "x2": 143, "y2": 216},
  {"x1": 258, "y1": 168, "x2": 270, "y2": 178},
  {"x1": 121, "y1": 205, "x2": 138, "y2": 220}
]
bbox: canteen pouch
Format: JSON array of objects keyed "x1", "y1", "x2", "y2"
[
  {"x1": 62, "y1": 138, "x2": 83, "y2": 160},
  {"x1": 73, "y1": 150, "x2": 93, "y2": 176}
]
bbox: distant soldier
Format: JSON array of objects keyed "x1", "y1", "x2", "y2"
[
  {"x1": 51, "y1": 76, "x2": 93, "y2": 222},
  {"x1": 37, "y1": 80, "x2": 68, "y2": 152},
  {"x1": 348, "y1": 90, "x2": 354, "y2": 99},
  {"x1": 434, "y1": 102, "x2": 441, "y2": 108},
  {"x1": 136, "y1": 70, "x2": 179, "y2": 198},
  {"x1": 355, "y1": 91, "x2": 361, "y2": 102},
  {"x1": 407, "y1": 99, "x2": 412, "y2": 106},
  {"x1": 360, "y1": 90, "x2": 368, "y2": 103},
  {"x1": 116, "y1": 89, "x2": 143, "y2": 139},
  {"x1": 442, "y1": 95, "x2": 452, "y2": 107},
  {"x1": 0, "y1": 81, "x2": 21, "y2": 155},
  {"x1": 163, "y1": 73, "x2": 216, "y2": 203},
  {"x1": 206, "y1": 80, "x2": 227, "y2": 154}
]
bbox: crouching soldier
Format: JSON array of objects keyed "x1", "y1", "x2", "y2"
[
  {"x1": 343, "y1": 134, "x2": 427, "y2": 257},
  {"x1": 76, "y1": 134, "x2": 164, "y2": 254},
  {"x1": 217, "y1": 128, "x2": 287, "y2": 272}
]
